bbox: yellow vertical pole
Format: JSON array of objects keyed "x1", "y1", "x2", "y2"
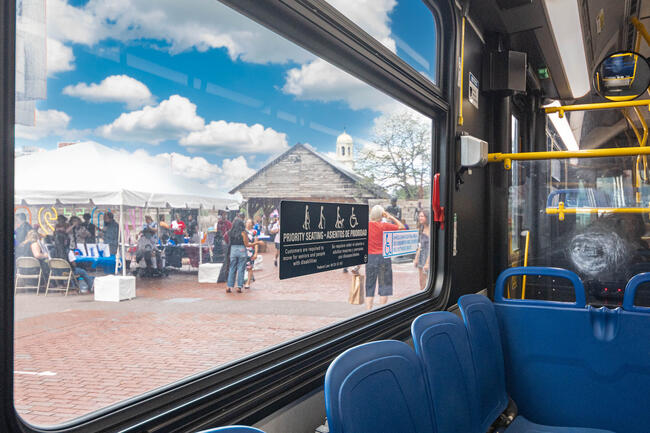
[
  {"x1": 521, "y1": 230, "x2": 530, "y2": 299},
  {"x1": 458, "y1": 16, "x2": 466, "y2": 126},
  {"x1": 633, "y1": 107, "x2": 648, "y2": 179},
  {"x1": 631, "y1": 17, "x2": 650, "y2": 49}
]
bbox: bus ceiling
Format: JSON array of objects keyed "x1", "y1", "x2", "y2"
[{"x1": 468, "y1": 0, "x2": 643, "y2": 102}]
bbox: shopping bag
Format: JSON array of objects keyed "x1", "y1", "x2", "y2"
[{"x1": 348, "y1": 274, "x2": 365, "y2": 305}]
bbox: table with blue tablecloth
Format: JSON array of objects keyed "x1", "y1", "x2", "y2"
[{"x1": 75, "y1": 256, "x2": 121, "y2": 274}]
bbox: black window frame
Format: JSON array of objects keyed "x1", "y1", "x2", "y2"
[{"x1": 0, "y1": 0, "x2": 458, "y2": 431}]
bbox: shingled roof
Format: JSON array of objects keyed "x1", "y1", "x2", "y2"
[{"x1": 229, "y1": 143, "x2": 387, "y2": 198}]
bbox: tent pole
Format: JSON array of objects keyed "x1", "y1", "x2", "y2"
[
  {"x1": 120, "y1": 203, "x2": 126, "y2": 276},
  {"x1": 198, "y1": 208, "x2": 203, "y2": 266},
  {"x1": 114, "y1": 207, "x2": 120, "y2": 275}
]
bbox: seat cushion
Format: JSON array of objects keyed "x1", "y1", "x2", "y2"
[{"x1": 506, "y1": 416, "x2": 616, "y2": 433}]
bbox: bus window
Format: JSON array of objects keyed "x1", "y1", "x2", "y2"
[
  {"x1": 323, "y1": 0, "x2": 438, "y2": 84},
  {"x1": 505, "y1": 151, "x2": 650, "y2": 307},
  {"x1": 13, "y1": 0, "x2": 436, "y2": 426},
  {"x1": 504, "y1": 274, "x2": 577, "y2": 303},
  {"x1": 633, "y1": 281, "x2": 650, "y2": 308}
]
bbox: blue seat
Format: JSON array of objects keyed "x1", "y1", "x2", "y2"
[
  {"x1": 196, "y1": 426, "x2": 265, "y2": 433},
  {"x1": 324, "y1": 340, "x2": 436, "y2": 433},
  {"x1": 411, "y1": 311, "x2": 480, "y2": 433},
  {"x1": 459, "y1": 292, "x2": 615, "y2": 433},
  {"x1": 458, "y1": 294, "x2": 510, "y2": 432}
]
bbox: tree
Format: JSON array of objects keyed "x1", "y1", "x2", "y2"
[{"x1": 357, "y1": 110, "x2": 432, "y2": 199}]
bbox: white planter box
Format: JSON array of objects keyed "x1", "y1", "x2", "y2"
[
  {"x1": 198, "y1": 263, "x2": 222, "y2": 283},
  {"x1": 94, "y1": 276, "x2": 136, "y2": 302}
]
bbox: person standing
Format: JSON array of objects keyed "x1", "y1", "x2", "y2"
[
  {"x1": 68, "y1": 216, "x2": 91, "y2": 248},
  {"x1": 171, "y1": 213, "x2": 186, "y2": 244},
  {"x1": 269, "y1": 216, "x2": 280, "y2": 267},
  {"x1": 14, "y1": 213, "x2": 32, "y2": 256},
  {"x1": 101, "y1": 212, "x2": 119, "y2": 256},
  {"x1": 143, "y1": 215, "x2": 159, "y2": 244},
  {"x1": 53, "y1": 215, "x2": 70, "y2": 259},
  {"x1": 244, "y1": 218, "x2": 259, "y2": 290},
  {"x1": 385, "y1": 196, "x2": 402, "y2": 221},
  {"x1": 215, "y1": 212, "x2": 232, "y2": 244},
  {"x1": 81, "y1": 213, "x2": 96, "y2": 243},
  {"x1": 187, "y1": 214, "x2": 198, "y2": 240},
  {"x1": 226, "y1": 219, "x2": 263, "y2": 293},
  {"x1": 365, "y1": 205, "x2": 405, "y2": 310},
  {"x1": 413, "y1": 211, "x2": 430, "y2": 290}
]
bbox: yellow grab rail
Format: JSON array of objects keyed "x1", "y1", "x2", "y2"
[
  {"x1": 546, "y1": 202, "x2": 650, "y2": 221},
  {"x1": 632, "y1": 17, "x2": 650, "y2": 49},
  {"x1": 488, "y1": 146, "x2": 650, "y2": 169},
  {"x1": 544, "y1": 99, "x2": 650, "y2": 118},
  {"x1": 458, "y1": 16, "x2": 466, "y2": 126},
  {"x1": 621, "y1": 109, "x2": 648, "y2": 200}
]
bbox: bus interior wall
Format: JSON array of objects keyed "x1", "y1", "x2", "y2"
[{"x1": 450, "y1": 16, "x2": 491, "y2": 301}]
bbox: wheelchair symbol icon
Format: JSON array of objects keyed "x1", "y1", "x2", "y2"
[{"x1": 384, "y1": 233, "x2": 392, "y2": 256}]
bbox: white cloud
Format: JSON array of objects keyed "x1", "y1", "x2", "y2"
[
  {"x1": 47, "y1": 38, "x2": 75, "y2": 75},
  {"x1": 47, "y1": 0, "x2": 313, "y2": 64},
  {"x1": 282, "y1": 58, "x2": 398, "y2": 113},
  {"x1": 97, "y1": 95, "x2": 204, "y2": 144},
  {"x1": 47, "y1": 0, "x2": 102, "y2": 45},
  {"x1": 15, "y1": 109, "x2": 71, "y2": 140},
  {"x1": 181, "y1": 120, "x2": 288, "y2": 155},
  {"x1": 63, "y1": 75, "x2": 155, "y2": 108},
  {"x1": 153, "y1": 151, "x2": 222, "y2": 181},
  {"x1": 221, "y1": 156, "x2": 257, "y2": 189},
  {"x1": 129, "y1": 148, "x2": 254, "y2": 192},
  {"x1": 327, "y1": 0, "x2": 397, "y2": 52}
]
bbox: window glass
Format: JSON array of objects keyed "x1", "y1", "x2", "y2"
[
  {"x1": 506, "y1": 151, "x2": 650, "y2": 307},
  {"x1": 13, "y1": 0, "x2": 434, "y2": 426},
  {"x1": 504, "y1": 275, "x2": 576, "y2": 303},
  {"x1": 324, "y1": 0, "x2": 438, "y2": 83}
]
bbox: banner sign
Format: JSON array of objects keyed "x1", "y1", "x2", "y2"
[
  {"x1": 382, "y1": 230, "x2": 419, "y2": 258},
  {"x1": 279, "y1": 201, "x2": 368, "y2": 280}
]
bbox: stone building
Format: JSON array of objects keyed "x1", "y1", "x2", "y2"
[{"x1": 229, "y1": 138, "x2": 387, "y2": 218}]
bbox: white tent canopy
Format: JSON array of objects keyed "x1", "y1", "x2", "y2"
[{"x1": 15, "y1": 141, "x2": 238, "y2": 209}]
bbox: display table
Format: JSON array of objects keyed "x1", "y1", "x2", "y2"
[
  {"x1": 75, "y1": 256, "x2": 119, "y2": 274},
  {"x1": 198, "y1": 263, "x2": 222, "y2": 283},
  {"x1": 164, "y1": 244, "x2": 211, "y2": 268},
  {"x1": 94, "y1": 275, "x2": 136, "y2": 302}
]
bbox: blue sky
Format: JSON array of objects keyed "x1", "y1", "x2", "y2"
[{"x1": 16, "y1": 0, "x2": 437, "y2": 191}]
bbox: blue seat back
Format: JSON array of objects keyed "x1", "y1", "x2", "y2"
[
  {"x1": 196, "y1": 426, "x2": 266, "y2": 433},
  {"x1": 493, "y1": 266, "x2": 650, "y2": 433},
  {"x1": 324, "y1": 340, "x2": 436, "y2": 433},
  {"x1": 411, "y1": 312, "x2": 480, "y2": 433},
  {"x1": 458, "y1": 294, "x2": 509, "y2": 433}
]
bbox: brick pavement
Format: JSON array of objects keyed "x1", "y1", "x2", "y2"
[{"x1": 14, "y1": 249, "x2": 423, "y2": 426}]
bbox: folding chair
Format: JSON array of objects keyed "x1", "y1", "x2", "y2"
[
  {"x1": 45, "y1": 258, "x2": 75, "y2": 296},
  {"x1": 15, "y1": 257, "x2": 42, "y2": 295}
]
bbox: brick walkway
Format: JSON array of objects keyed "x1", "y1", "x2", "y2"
[{"x1": 14, "y1": 249, "x2": 422, "y2": 426}]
